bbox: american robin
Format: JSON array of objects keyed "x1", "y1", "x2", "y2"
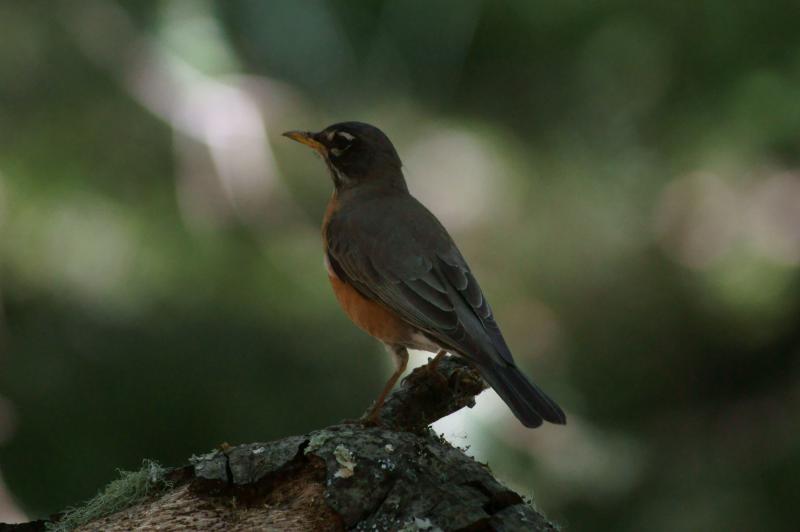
[{"x1": 283, "y1": 122, "x2": 566, "y2": 428}]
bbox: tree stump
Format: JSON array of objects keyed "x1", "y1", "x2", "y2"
[{"x1": 2, "y1": 356, "x2": 557, "y2": 531}]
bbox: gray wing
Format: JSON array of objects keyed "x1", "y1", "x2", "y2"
[
  {"x1": 326, "y1": 193, "x2": 566, "y2": 427},
  {"x1": 326, "y1": 193, "x2": 513, "y2": 368}
]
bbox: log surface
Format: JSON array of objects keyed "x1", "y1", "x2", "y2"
[{"x1": 3, "y1": 356, "x2": 557, "y2": 532}]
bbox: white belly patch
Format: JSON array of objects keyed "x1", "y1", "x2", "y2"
[{"x1": 407, "y1": 331, "x2": 441, "y2": 353}]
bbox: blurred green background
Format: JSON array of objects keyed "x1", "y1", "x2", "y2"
[{"x1": 1, "y1": 1, "x2": 799, "y2": 530}]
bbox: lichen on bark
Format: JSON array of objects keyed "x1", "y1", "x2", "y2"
[{"x1": 8, "y1": 355, "x2": 557, "y2": 531}]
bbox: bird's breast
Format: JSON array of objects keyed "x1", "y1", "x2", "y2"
[
  {"x1": 327, "y1": 270, "x2": 413, "y2": 346},
  {"x1": 321, "y1": 189, "x2": 439, "y2": 352},
  {"x1": 321, "y1": 190, "x2": 407, "y2": 344}
]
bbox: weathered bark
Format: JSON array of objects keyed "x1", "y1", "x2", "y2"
[{"x1": 3, "y1": 356, "x2": 557, "y2": 531}]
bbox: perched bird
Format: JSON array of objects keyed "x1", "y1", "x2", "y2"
[{"x1": 283, "y1": 122, "x2": 566, "y2": 428}]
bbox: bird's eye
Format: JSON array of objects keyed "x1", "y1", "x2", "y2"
[{"x1": 329, "y1": 131, "x2": 355, "y2": 157}]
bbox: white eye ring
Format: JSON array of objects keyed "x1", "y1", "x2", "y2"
[{"x1": 328, "y1": 131, "x2": 354, "y2": 157}]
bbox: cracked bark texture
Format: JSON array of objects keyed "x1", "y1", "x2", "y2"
[{"x1": 5, "y1": 356, "x2": 557, "y2": 532}]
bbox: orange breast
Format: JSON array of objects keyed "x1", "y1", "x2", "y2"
[
  {"x1": 322, "y1": 192, "x2": 412, "y2": 346},
  {"x1": 328, "y1": 274, "x2": 413, "y2": 345}
]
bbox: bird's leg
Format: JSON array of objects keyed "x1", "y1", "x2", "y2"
[{"x1": 364, "y1": 346, "x2": 409, "y2": 425}]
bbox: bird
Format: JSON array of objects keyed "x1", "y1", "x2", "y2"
[{"x1": 283, "y1": 122, "x2": 566, "y2": 428}]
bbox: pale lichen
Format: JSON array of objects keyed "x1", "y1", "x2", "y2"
[
  {"x1": 397, "y1": 516, "x2": 443, "y2": 531},
  {"x1": 333, "y1": 444, "x2": 357, "y2": 479},
  {"x1": 47, "y1": 460, "x2": 171, "y2": 532},
  {"x1": 305, "y1": 430, "x2": 333, "y2": 455}
]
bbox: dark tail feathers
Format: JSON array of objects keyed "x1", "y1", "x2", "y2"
[{"x1": 479, "y1": 363, "x2": 566, "y2": 428}]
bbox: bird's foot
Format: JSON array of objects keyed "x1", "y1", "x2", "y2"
[
  {"x1": 357, "y1": 402, "x2": 385, "y2": 427},
  {"x1": 358, "y1": 415, "x2": 382, "y2": 427},
  {"x1": 340, "y1": 410, "x2": 383, "y2": 427}
]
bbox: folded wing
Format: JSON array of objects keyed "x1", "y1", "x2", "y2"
[{"x1": 326, "y1": 193, "x2": 566, "y2": 426}]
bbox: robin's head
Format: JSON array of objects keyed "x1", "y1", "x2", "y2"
[{"x1": 283, "y1": 122, "x2": 405, "y2": 191}]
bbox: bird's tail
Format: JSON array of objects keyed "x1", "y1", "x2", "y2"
[{"x1": 478, "y1": 363, "x2": 566, "y2": 428}]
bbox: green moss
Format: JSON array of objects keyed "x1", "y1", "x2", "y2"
[{"x1": 47, "y1": 460, "x2": 171, "y2": 532}]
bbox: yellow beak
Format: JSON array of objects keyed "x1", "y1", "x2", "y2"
[{"x1": 282, "y1": 130, "x2": 326, "y2": 153}]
